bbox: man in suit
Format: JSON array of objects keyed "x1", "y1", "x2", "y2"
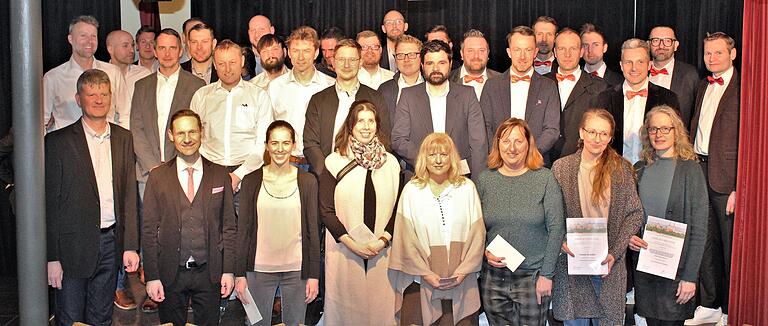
[
  {"x1": 580, "y1": 23, "x2": 623, "y2": 87},
  {"x1": 377, "y1": 34, "x2": 424, "y2": 129},
  {"x1": 391, "y1": 40, "x2": 487, "y2": 177},
  {"x1": 46, "y1": 69, "x2": 139, "y2": 325},
  {"x1": 131, "y1": 28, "x2": 206, "y2": 199},
  {"x1": 594, "y1": 38, "x2": 680, "y2": 164},
  {"x1": 448, "y1": 29, "x2": 501, "y2": 100},
  {"x1": 648, "y1": 26, "x2": 700, "y2": 128},
  {"x1": 686, "y1": 32, "x2": 740, "y2": 326},
  {"x1": 544, "y1": 28, "x2": 608, "y2": 160},
  {"x1": 143, "y1": 109, "x2": 237, "y2": 326},
  {"x1": 532, "y1": 16, "x2": 559, "y2": 75},
  {"x1": 357, "y1": 30, "x2": 395, "y2": 89},
  {"x1": 181, "y1": 22, "x2": 219, "y2": 84},
  {"x1": 480, "y1": 26, "x2": 560, "y2": 161},
  {"x1": 380, "y1": 10, "x2": 408, "y2": 72},
  {"x1": 304, "y1": 39, "x2": 390, "y2": 176}
]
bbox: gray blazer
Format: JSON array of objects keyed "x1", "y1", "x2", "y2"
[
  {"x1": 391, "y1": 81, "x2": 488, "y2": 177},
  {"x1": 130, "y1": 69, "x2": 205, "y2": 182},
  {"x1": 669, "y1": 60, "x2": 700, "y2": 128},
  {"x1": 479, "y1": 69, "x2": 561, "y2": 156}
]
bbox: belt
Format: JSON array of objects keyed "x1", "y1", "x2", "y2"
[
  {"x1": 290, "y1": 156, "x2": 307, "y2": 164},
  {"x1": 182, "y1": 261, "x2": 206, "y2": 269},
  {"x1": 100, "y1": 223, "x2": 116, "y2": 233},
  {"x1": 698, "y1": 154, "x2": 708, "y2": 162}
]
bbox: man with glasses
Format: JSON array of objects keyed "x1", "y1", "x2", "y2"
[
  {"x1": 580, "y1": 23, "x2": 623, "y2": 87},
  {"x1": 648, "y1": 26, "x2": 700, "y2": 128},
  {"x1": 380, "y1": 10, "x2": 409, "y2": 72},
  {"x1": 356, "y1": 30, "x2": 395, "y2": 89},
  {"x1": 378, "y1": 34, "x2": 424, "y2": 129},
  {"x1": 303, "y1": 39, "x2": 390, "y2": 176},
  {"x1": 449, "y1": 29, "x2": 500, "y2": 100}
]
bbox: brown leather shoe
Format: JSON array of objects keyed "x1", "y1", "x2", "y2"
[
  {"x1": 141, "y1": 296, "x2": 159, "y2": 313},
  {"x1": 114, "y1": 289, "x2": 138, "y2": 310}
]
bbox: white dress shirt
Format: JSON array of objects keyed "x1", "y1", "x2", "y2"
[
  {"x1": 251, "y1": 67, "x2": 290, "y2": 90},
  {"x1": 358, "y1": 66, "x2": 395, "y2": 90},
  {"x1": 82, "y1": 121, "x2": 115, "y2": 228},
  {"x1": 396, "y1": 74, "x2": 425, "y2": 104},
  {"x1": 427, "y1": 83, "x2": 450, "y2": 133},
  {"x1": 649, "y1": 58, "x2": 675, "y2": 90},
  {"x1": 117, "y1": 64, "x2": 152, "y2": 130},
  {"x1": 534, "y1": 55, "x2": 556, "y2": 75},
  {"x1": 332, "y1": 82, "x2": 360, "y2": 149},
  {"x1": 268, "y1": 69, "x2": 335, "y2": 157},
  {"x1": 190, "y1": 79, "x2": 274, "y2": 180},
  {"x1": 557, "y1": 67, "x2": 582, "y2": 111},
  {"x1": 695, "y1": 66, "x2": 734, "y2": 155},
  {"x1": 584, "y1": 61, "x2": 608, "y2": 78},
  {"x1": 622, "y1": 79, "x2": 650, "y2": 164},
  {"x1": 459, "y1": 66, "x2": 489, "y2": 100},
  {"x1": 509, "y1": 69, "x2": 533, "y2": 120},
  {"x1": 156, "y1": 67, "x2": 181, "y2": 162},
  {"x1": 176, "y1": 155, "x2": 203, "y2": 199},
  {"x1": 386, "y1": 47, "x2": 398, "y2": 73},
  {"x1": 44, "y1": 56, "x2": 125, "y2": 132}
]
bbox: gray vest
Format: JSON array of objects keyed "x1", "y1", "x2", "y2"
[{"x1": 179, "y1": 186, "x2": 208, "y2": 265}]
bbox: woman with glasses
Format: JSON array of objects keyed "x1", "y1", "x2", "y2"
[
  {"x1": 551, "y1": 108, "x2": 644, "y2": 326},
  {"x1": 630, "y1": 106, "x2": 708, "y2": 326},
  {"x1": 319, "y1": 100, "x2": 400, "y2": 324}
]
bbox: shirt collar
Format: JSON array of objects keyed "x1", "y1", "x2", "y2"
[
  {"x1": 398, "y1": 73, "x2": 424, "y2": 87},
  {"x1": 653, "y1": 57, "x2": 676, "y2": 71},
  {"x1": 214, "y1": 78, "x2": 245, "y2": 92},
  {"x1": 713, "y1": 65, "x2": 734, "y2": 81},
  {"x1": 335, "y1": 81, "x2": 361, "y2": 97},
  {"x1": 176, "y1": 155, "x2": 203, "y2": 173},
  {"x1": 158, "y1": 66, "x2": 181, "y2": 82},
  {"x1": 288, "y1": 68, "x2": 322, "y2": 85},
  {"x1": 622, "y1": 79, "x2": 650, "y2": 94},
  {"x1": 426, "y1": 82, "x2": 450, "y2": 98},
  {"x1": 81, "y1": 119, "x2": 111, "y2": 141},
  {"x1": 460, "y1": 65, "x2": 487, "y2": 79},
  {"x1": 557, "y1": 66, "x2": 582, "y2": 79}
]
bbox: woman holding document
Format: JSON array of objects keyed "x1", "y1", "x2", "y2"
[
  {"x1": 318, "y1": 101, "x2": 400, "y2": 324},
  {"x1": 551, "y1": 109, "x2": 644, "y2": 325},
  {"x1": 630, "y1": 106, "x2": 708, "y2": 325},
  {"x1": 389, "y1": 133, "x2": 486, "y2": 325},
  {"x1": 234, "y1": 121, "x2": 321, "y2": 326},
  {"x1": 475, "y1": 118, "x2": 565, "y2": 326}
]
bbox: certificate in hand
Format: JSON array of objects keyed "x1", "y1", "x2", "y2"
[
  {"x1": 636, "y1": 216, "x2": 687, "y2": 280},
  {"x1": 485, "y1": 234, "x2": 526, "y2": 272},
  {"x1": 349, "y1": 224, "x2": 376, "y2": 243},
  {"x1": 566, "y1": 218, "x2": 609, "y2": 275}
]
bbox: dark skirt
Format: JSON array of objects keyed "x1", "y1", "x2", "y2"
[{"x1": 634, "y1": 270, "x2": 696, "y2": 320}]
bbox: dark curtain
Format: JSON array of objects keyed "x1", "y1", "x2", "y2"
[
  {"x1": 0, "y1": 0, "x2": 13, "y2": 277},
  {"x1": 729, "y1": 1, "x2": 768, "y2": 325}
]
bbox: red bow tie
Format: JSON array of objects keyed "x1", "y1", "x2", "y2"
[
  {"x1": 626, "y1": 89, "x2": 648, "y2": 100},
  {"x1": 590, "y1": 71, "x2": 599, "y2": 77},
  {"x1": 533, "y1": 60, "x2": 552, "y2": 67},
  {"x1": 556, "y1": 73, "x2": 575, "y2": 82},
  {"x1": 510, "y1": 75, "x2": 531, "y2": 83},
  {"x1": 463, "y1": 75, "x2": 484, "y2": 83},
  {"x1": 650, "y1": 67, "x2": 669, "y2": 76},
  {"x1": 707, "y1": 76, "x2": 724, "y2": 85}
]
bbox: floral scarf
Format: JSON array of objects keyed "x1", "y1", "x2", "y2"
[{"x1": 349, "y1": 135, "x2": 388, "y2": 170}]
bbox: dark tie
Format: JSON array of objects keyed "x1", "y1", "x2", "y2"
[{"x1": 362, "y1": 170, "x2": 377, "y2": 272}]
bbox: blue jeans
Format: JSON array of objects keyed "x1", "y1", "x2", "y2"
[{"x1": 563, "y1": 275, "x2": 604, "y2": 326}]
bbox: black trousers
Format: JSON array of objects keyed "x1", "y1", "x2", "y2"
[
  {"x1": 696, "y1": 160, "x2": 734, "y2": 313},
  {"x1": 159, "y1": 264, "x2": 221, "y2": 326}
]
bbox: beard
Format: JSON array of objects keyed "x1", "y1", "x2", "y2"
[
  {"x1": 537, "y1": 42, "x2": 552, "y2": 54},
  {"x1": 426, "y1": 71, "x2": 448, "y2": 85},
  {"x1": 261, "y1": 56, "x2": 285, "y2": 73}
]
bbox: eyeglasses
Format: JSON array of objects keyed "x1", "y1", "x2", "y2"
[
  {"x1": 361, "y1": 45, "x2": 381, "y2": 52},
  {"x1": 582, "y1": 128, "x2": 611, "y2": 140},
  {"x1": 395, "y1": 52, "x2": 419, "y2": 60},
  {"x1": 335, "y1": 57, "x2": 360, "y2": 65},
  {"x1": 383, "y1": 19, "x2": 405, "y2": 26},
  {"x1": 647, "y1": 126, "x2": 675, "y2": 134},
  {"x1": 649, "y1": 38, "x2": 676, "y2": 47}
]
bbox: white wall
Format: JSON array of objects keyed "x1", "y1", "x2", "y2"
[{"x1": 120, "y1": 0, "x2": 190, "y2": 35}]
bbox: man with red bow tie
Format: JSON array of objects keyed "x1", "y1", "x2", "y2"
[
  {"x1": 480, "y1": 25, "x2": 560, "y2": 164},
  {"x1": 648, "y1": 26, "x2": 700, "y2": 128},
  {"x1": 448, "y1": 29, "x2": 501, "y2": 100},
  {"x1": 532, "y1": 16, "x2": 559, "y2": 75},
  {"x1": 595, "y1": 38, "x2": 679, "y2": 164}
]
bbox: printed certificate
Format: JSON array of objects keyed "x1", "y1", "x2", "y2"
[
  {"x1": 636, "y1": 216, "x2": 687, "y2": 280},
  {"x1": 566, "y1": 218, "x2": 609, "y2": 275}
]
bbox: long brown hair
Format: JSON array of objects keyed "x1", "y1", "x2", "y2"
[
  {"x1": 579, "y1": 109, "x2": 633, "y2": 207},
  {"x1": 333, "y1": 100, "x2": 389, "y2": 156}
]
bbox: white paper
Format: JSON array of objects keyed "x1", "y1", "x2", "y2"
[
  {"x1": 485, "y1": 234, "x2": 526, "y2": 272},
  {"x1": 242, "y1": 287, "x2": 263, "y2": 325},
  {"x1": 458, "y1": 159, "x2": 471, "y2": 175},
  {"x1": 348, "y1": 224, "x2": 376, "y2": 243},
  {"x1": 636, "y1": 215, "x2": 687, "y2": 280},
  {"x1": 566, "y1": 218, "x2": 609, "y2": 275}
]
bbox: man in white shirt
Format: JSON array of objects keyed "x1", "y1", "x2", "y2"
[
  {"x1": 377, "y1": 34, "x2": 424, "y2": 129},
  {"x1": 181, "y1": 23, "x2": 218, "y2": 84},
  {"x1": 106, "y1": 30, "x2": 152, "y2": 130},
  {"x1": 135, "y1": 26, "x2": 159, "y2": 72},
  {"x1": 248, "y1": 15, "x2": 275, "y2": 76},
  {"x1": 380, "y1": 10, "x2": 409, "y2": 72},
  {"x1": 448, "y1": 29, "x2": 501, "y2": 100},
  {"x1": 648, "y1": 26, "x2": 700, "y2": 128},
  {"x1": 268, "y1": 26, "x2": 334, "y2": 171},
  {"x1": 532, "y1": 16, "x2": 558, "y2": 75},
  {"x1": 251, "y1": 34, "x2": 291, "y2": 90},
  {"x1": 580, "y1": 23, "x2": 623, "y2": 87},
  {"x1": 356, "y1": 30, "x2": 395, "y2": 89},
  {"x1": 44, "y1": 15, "x2": 125, "y2": 132},
  {"x1": 190, "y1": 40, "x2": 273, "y2": 191}
]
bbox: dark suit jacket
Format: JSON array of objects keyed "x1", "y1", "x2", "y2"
[
  {"x1": 668, "y1": 60, "x2": 700, "y2": 128},
  {"x1": 689, "y1": 69, "x2": 740, "y2": 194},
  {"x1": 480, "y1": 69, "x2": 561, "y2": 155},
  {"x1": 303, "y1": 84, "x2": 390, "y2": 176},
  {"x1": 601, "y1": 67, "x2": 624, "y2": 87},
  {"x1": 142, "y1": 157, "x2": 237, "y2": 285},
  {"x1": 448, "y1": 66, "x2": 501, "y2": 84},
  {"x1": 180, "y1": 60, "x2": 219, "y2": 84},
  {"x1": 594, "y1": 82, "x2": 680, "y2": 155},
  {"x1": 45, "y1": 120, "x2": 138, "y2": 278},
  {"x1": 380, "y1": 43, "x2": 391, "y2": 70},
  {"x1": 378, "y1": 73, "x2": 401, "y2": 130},
  {"x1": 391, "y1": 81, "x2": 488, "y2": 177},
  {"x1": 130, "y1": 69, "x2": 206, "y2": 182},
  {"x1": 543, "y1": 71, "x2": 608, "y2": 160}
]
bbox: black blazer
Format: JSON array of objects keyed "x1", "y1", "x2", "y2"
[
  {"x1": 595, "y1": 82, "x2": 680, "y2": 155},
  {"x1": 543, "y1": 71, "x2": 608, "y2": 160},
  {"x1": 236, "y1": 168, "x2": 320, "y2": 279},
  {"x1": 303, "y1": 84, "x2": 390, "y2": 176},
  {"x1": 602, "y1": 68, "x2": 624, "y2": 87},
  {"x1": 141, "y1": 157, "x2": 237, "y2": 285},
  {"x1": 45, "y1": 120, "x2": 138, "y2": 278},
  {"x1": 379, "y1": 43, "x2": 391, "y2": 70},
  {"x1": 180, "y1": 60, "x2": 219, "y2": 84},
  {"x1": 689, "y1": 69, "x2": 740, "y2": 194},
  {"x1": 668, "y1": 60, "x2": 700, "y2": 129},
  {"x1": 378, "y1": 72, "x2": 401, "y2": 130}
]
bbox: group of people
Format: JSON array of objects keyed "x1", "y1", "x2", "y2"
[{"x1": 43, "y1": 8, "x2": 739, "y2": 326}]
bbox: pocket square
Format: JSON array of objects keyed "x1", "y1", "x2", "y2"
[
  {"x1": 537, "y1": 99, "x2": 542, "y2": 105},
  {"x1": 212, "y1": 186, "x2": 224, "y2": 194}
]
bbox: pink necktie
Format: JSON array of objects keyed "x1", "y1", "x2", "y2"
[{"x1": 186, "y1": 167, "x2": 195, "y2": 202}]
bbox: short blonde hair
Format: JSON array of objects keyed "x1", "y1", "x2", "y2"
[
  {"x1": 640, "y1": 105, "x2": 698, "y2": 164},
  {"x1": 286, "y1": 26, "x2": 319, "y2": 50},
  {"x1": 487, "y1": 118, "x2": 544, "y2": 170},
  {"x1": 412, "y1": 133, "x2": 466, "y2": 187}
]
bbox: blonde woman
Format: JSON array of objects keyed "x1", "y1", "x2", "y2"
[{"x1": 390, "y1": 133, "x2": 486, "y2": 325}]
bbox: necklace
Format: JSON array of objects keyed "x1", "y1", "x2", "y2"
[{"x1": 262, "y1": 182, "x2": 298, "y2": 199}]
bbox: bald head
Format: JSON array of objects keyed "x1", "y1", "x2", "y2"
[
  {"x1": 382, "y1": 10, "x2": 408, "y2": 42},
  {"x1": 248, "y1": 15, "x2": 275, "y2": 48},
  {"x1": 106, "y1": 30, "x2": 135, "y2": 66}
]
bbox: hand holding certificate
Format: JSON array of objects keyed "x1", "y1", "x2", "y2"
[
  {"x1": 636, "y1": 216, "x2": 687, "y2": 280},
  {"x1": 566, "y1": 218, "x2": 609, "y2": 275},
  {"x1": 485, "y1": 234, "x2": 526, "y2": 272}
]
